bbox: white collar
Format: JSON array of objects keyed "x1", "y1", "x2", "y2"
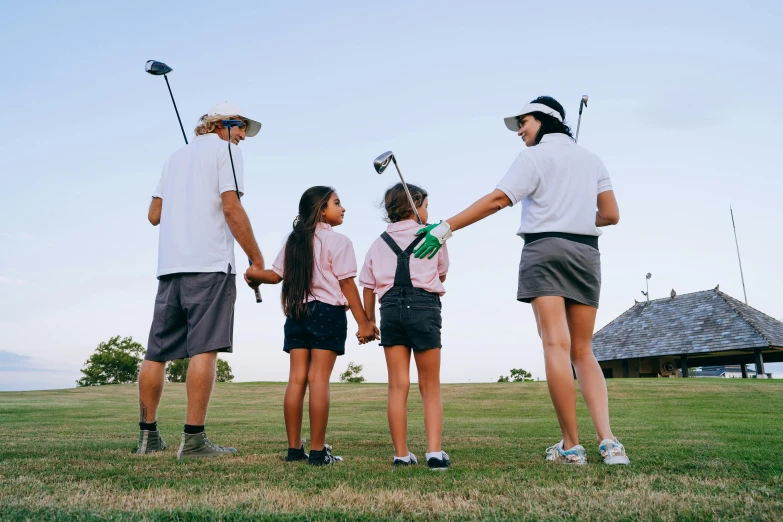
[{"x1": 539, "y1": 133, "x2": 574, "y2": 144}]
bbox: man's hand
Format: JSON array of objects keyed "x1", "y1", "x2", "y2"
[{"x1": 413, "y1": 221, "x2": 452, "y2": 259}]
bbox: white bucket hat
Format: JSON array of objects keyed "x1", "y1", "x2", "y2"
[
  {"x1": 207, "y1": 101, "x2": 262, "y2": 137},
  {"x1": 503, "y1": 103, "x2": 563, "y2": 132}
]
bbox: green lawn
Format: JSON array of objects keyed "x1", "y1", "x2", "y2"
[{"x1": 1, "y1": 380, "x2": 781, "y2": 521}]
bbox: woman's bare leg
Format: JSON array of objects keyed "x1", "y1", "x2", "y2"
[
  {"x1": 566, "y1": 302, "x2": 615, "y2": 443},
  {"x1": 384, "y1": 345, "x2": 412, "y2": 457},
  {"x1": 531, "y1": 296, "x2": 579, "y2": 449}
]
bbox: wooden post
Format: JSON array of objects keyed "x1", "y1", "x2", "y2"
[
  {"x1": 754, "y1": 349, "x2": 765, "y2": 378},
  {"x1": 680, "y1": 355, "x2": 689, "y2": 378},
  {"x1": 741, "y1": 364, "x2": 748, "y2": 379},
  {"x1": 621, "y1": 359, "x2": 629, "y2": 378}
]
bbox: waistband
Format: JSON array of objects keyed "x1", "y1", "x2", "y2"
[
  {"x1": 380, "y1": 287, "x2": 440, "y2": 303},
  {"x1": 524, "y1": 232, "x2": 598, "y2": 250}
]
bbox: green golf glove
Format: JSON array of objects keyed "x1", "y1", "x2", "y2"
[{"x1": 413, "y1": 221, "x2": 452, "y2": 259}]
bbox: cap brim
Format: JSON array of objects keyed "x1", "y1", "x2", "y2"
[
  {"x1": 504, "y1": 115, "x2": 520, "y2": 132},
  {"x1": 245, "y1": 118, "x2": 262, "y2": 137}
]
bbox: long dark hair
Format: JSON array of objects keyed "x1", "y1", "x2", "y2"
[
  {"x1": 281, "y1": 186, "x2": 335, "y2": 319},
  {"x1": 383, "y1": 183, "x2": 427, "y2": 223},
  {"x1": 523, "y1": 96, "x2": 575, "y2": 145}
]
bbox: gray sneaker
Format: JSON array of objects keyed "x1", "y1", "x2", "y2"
[
  {"x1": 133, "y1": 430, "x2": 167, "y2": 454},
  {"x1": 176, "y1": 432, "x2": 237, "y2": 460}
]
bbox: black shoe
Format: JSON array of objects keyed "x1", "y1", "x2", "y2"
[
  {"x1": 286, "y1": 445, "x2": 309, "y2": 462},
  {"x1": 393, "y1": 452, "x2": 418, "y2": 467},
  {"x1": 426, "y1": 451, "x2": 451, "y2": 471},
  {"x1": 308, "y1": 444, "x2": 343, "y2": 466}
]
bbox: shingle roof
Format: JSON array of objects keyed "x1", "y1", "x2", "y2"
[{"x1": 592, "y1": 289, "x2": 783, "y2": 361}]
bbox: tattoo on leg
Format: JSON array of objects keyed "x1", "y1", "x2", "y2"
[{"x1": 139, "y1": 399, "x2": 148, "y2": 423}]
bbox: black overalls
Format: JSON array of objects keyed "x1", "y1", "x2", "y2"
[{"x1": 377, "y1": 232, "x2": 443, "y2": 351}]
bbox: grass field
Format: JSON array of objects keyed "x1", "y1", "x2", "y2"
[{"x1": 1, "y1": 380, "x2": 782, "y2": 521}]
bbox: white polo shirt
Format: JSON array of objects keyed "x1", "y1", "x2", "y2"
[
  {"x1": 153, "y1": 133, "x2": 244, "y2": 277},
  {"x1": 496, "y1": 133, "x2": 613, "y2": 237}
]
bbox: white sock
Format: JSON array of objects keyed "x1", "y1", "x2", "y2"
[
  {"x1": 426, "y1": 451, "x2": 443, "y2": 461},
  {"x1": 394, "y1": 454, "x2": 411, "y2": 462}
]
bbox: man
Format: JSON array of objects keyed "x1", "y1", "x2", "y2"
[{"x1": 136, "y1": 102, "x2": 264, "y2": 460}]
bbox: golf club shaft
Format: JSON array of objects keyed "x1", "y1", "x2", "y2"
[
  {"x1": 575, "y1": 99, "x2": 587, "y2": 143},
  {"x1": 163, "y1": 75, "x2": 188, "y2": 145},
  {"x1": 227, "y1": 127, "x2": 262, "y2": 304},
  {"x1": 391, "y1": 159, "x2": 423, "y2": 225}
]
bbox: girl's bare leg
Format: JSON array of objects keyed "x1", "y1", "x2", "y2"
[
  {"x1": 384, "y1": 345, "x2": 412, "y2": 457},
  {"x1": 307, "y1": 349, "x2": 338, "y2": 451},
  {"x1": 413, "y1": 348, "x2": 443, "y2": 453},
  {"x1": 284, "y1": 349, "x2": 311, "y2": 448}
]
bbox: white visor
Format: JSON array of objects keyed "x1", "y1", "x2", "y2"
[
  {"x1": 207, "y1": 101, "x2": 262, "y2": 137},
  {"x1": 504, "y1": 103, "x2": 563, "y2": 132}
]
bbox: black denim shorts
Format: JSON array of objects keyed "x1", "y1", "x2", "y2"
[
  {"x1": 379, "y1": 287, "x2": 442, "y2": 351},
  {"x1": 283, "y1": 300, "x2": 347, "y2": 355}
]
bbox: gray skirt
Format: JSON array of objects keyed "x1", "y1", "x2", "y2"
[{"x1": 517, "y1": 237, "x2": 601, "y2": 308}]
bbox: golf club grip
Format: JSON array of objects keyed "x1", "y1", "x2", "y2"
[{"x1": 250, "y1": 259, "x2": 262, "y2": 303}]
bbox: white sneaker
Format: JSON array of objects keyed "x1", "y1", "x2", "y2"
[
  {"x1": 392, "y1": 452, "x2": 418, "y2": 467},
  {"x1": 598, "y1": 438, "x2": 630, "y2": 465},
  {"x1": 545, "y1": 440, "x2": 587, "y2": 465}
]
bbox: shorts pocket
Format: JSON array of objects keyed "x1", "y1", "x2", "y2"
[
  {"x1": 408, "y1": 306, "x2": 442, "y2": 333},
  {"x1": 181, "y1": 272, "x2": 223, "y2": 289}
]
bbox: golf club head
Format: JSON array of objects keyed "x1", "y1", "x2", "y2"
[
  {"x1": 222, "y1": 119, "x2": 245, "y2": 129},
  {"x1": 581, "y1": 95, "x2": 589, "y2": 107},
  {"x1": 145, "y1": 60, "x2": 173, "y2": 76},
  {"x1": 374, "y1": 151, "x2": 394, "y2": 175}
]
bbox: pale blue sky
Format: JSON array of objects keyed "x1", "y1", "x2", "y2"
[{"x1": 1, "y1": 1, "x2": 782, "y2": 390}]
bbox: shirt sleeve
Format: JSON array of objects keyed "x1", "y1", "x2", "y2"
[
  {"x1": 271, "y1": 246, "x2": 286, "y2": 278},
  {"x1": 217, "y1": 143, "x2": 244, "y2": 196},
  {"x1": 330, "y1": 236, "x2": 358, "y2": 280},
  {"x1": 438, "y1": 242, "x2": 450, "y2": 276},
  {"x1": 495, "y1": 151, "x2": 539, "y2": 206},
  {"x1": 358, "y1": 249, "x2": 376, "y2": 290},
  {"x1": 152, "y1": 161, "x2": 166, "y2": 198},
  {"x1": 597, "y1": 159, "x2": 613, "y2": 194}
]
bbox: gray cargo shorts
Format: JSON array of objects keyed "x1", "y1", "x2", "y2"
[{"x1": 145, "y1": 265, "x2": 237, "y2": 362}]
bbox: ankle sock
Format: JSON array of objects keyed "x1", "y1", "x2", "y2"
[
  {"x1": 139, "y1": 421, "x2": 157, "y2": 431},
  {"x1": 394, "y1": 454, "x2": 411, "y2": 462},
  {"x1": 426, "y1": 451, "x2": 443, "y2": 461},
  {"x1": 184, "y1": 424, "x2": 205, "y2": 435}
]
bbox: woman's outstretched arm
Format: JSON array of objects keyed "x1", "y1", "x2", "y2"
[{"x1": 445, "y1": 189, "x2": 513, "y2": 232}]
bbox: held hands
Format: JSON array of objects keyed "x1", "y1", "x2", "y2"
[
  {"x1": 356, "y1": 320, "x2": 380, "y2": 345},
  {"x1": 413, "y1": 220, "x2": 452, "y2": 259},
  {"x1": 244, "y1": 264, "x2": 264, "y2": 289}
]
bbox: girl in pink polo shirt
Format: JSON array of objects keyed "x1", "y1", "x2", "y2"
[
  {"x1": 246, "y1": 186, "x2": 377, "y2": 466},
  {"x1": 359, "y1": 183, "x2": 451, "y2": 470}
]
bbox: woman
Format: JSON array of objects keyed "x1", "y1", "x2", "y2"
[{"x1": 415, "y1": 96, "x2": 630, "y2": 465}]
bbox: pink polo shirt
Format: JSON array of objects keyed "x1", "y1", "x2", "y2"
[
  {"x1": 272, "y1": 223, "x2": 357, "y2": 308},
  {"x1": 359, "y1": 220, "x2": 449, "y2": 300}
]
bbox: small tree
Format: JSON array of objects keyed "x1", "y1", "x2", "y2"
[
  {"x1": 509, "y1": 368, "x2": 533, "y2": 382},
  {"x1": 497, "y1": 375, "x2": 510, "y2": 382},
  {"x1": 166, "y1": 357, "x2": 234, "y2": 383},
  {"x1": 216, "y1": 358, "x2": 234, "y2": 382},
  {"x1": 166, "y1": 359, "x2": 189, "y2": 383},
  {"x1": 339, "y1": 362, "x2": 365, "y2": 383},
  {"x1": 77, "y1": 336, "x2": 144, "y2": 386}
]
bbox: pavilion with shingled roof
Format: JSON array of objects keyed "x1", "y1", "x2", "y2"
[{"x1": 592, "y1": 287, "x2": 783, "y2": 378}]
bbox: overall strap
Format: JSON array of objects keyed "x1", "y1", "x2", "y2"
[
  {"x1": 380, "y1": 232, "x2": 425, "y2": 289},
  {"x1": 380, "y1": 233, "x2": 403, "y2": 255}
]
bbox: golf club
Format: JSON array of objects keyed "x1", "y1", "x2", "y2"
[
  {"x1": 373, "y1": 151, "x2": 423, "y2": 225},
  {"x1": 223, "y1": 119, "x2": 262, "y2": 304},
  {"x1": 575, "y1": 95, "x2": 589, "y2": 143},
  {"x1": 145, "y1": 60, "x2": 188, "y2": 144}
]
